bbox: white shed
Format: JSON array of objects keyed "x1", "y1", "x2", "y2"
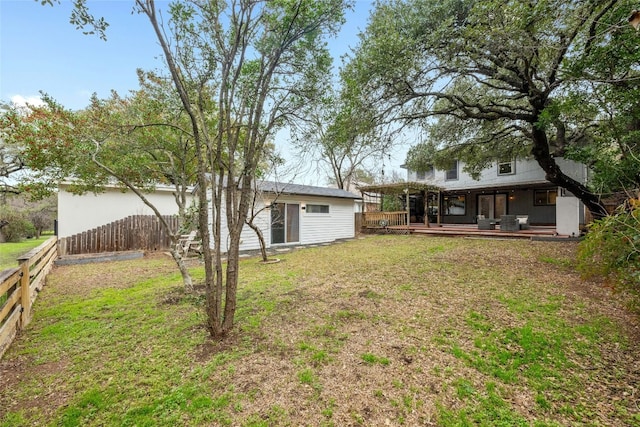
[{"x1": 210, "y1": 181, "x2": 361, "y2": 253}]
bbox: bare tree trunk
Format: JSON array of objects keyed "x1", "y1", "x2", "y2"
[
  {"x1": 223, "y1": 227, "x2": 241, "y2": 334},
  {"x1": 530, "y1": 126, "x2": 608, "y2": 219},
  {"x1": 168, "y1": 247, "x2": 193, "y2": 292},
  {"x1": 246, "y1": 220, "x2": 269, "y2": 262}
]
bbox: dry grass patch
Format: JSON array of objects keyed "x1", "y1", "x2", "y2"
[{"x1": 1, "y1": 235, "x2": 639, "y2": 426}]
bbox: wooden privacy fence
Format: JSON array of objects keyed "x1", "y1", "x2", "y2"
[
  {"x1": 354, "y1": 212, "x2": 363, "y2": 233},
  {"x1": 57, "y1": 215, "x2": 179, "y2": 256},
  {"x1": 361, "y1": 211, "x2": 408, "y2": 229},
  {"x1": 0, "y1": 236, "x2": 57, "y2": 359}
]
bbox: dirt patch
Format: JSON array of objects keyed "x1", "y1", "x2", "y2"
[{"x1": 0, "y1": 354, "x2": 70, "y2": 420}]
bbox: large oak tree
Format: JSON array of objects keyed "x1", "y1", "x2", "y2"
[{"x1": 344, "y1": 0, "x2": 640, "y2": 217}]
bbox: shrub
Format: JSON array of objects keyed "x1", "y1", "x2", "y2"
[
  {"x1": 0, "y1": 205, "x2": 34, "y2": 242},
  {"x1": 577, "y1": 199, "x2": 640, "y2": 290},
  {"x1": 382, "y1": 194, "x2": 404, "y2": 212}
]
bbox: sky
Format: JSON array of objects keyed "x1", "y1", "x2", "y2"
[{"x1": 0, "y1": 0, "x2": 409, "y2": 185}]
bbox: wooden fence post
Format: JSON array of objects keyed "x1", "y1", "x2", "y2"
[{"x1": 19, "y1": 260, "x2": 30, "y2": 328}]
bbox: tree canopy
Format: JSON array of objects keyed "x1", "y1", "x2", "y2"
[
  {"x1": 344, "y1": 0, "x2": 640, "y2": 217},
  {"x1": 2, "y1": 71, "x2": 203, "y2": 289},
  {"x1": 290, "y1": 86, "x2": 392, "y2": 190}
]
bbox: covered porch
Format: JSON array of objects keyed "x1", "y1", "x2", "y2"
[
  {"x1": 358, "y1": 182, "x2": 566, "y2": 239},
  {"x1": 358, "y1": 182, "x2": 443, "y2": 232}
]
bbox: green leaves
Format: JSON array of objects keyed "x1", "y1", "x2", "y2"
[
  {"x1": 346, "y1": 0, "x2": 640, "y2": 212},
  {"x1": 578, "y1": 198, "x2": 640, "y2": 289},
  {"x1": 0, "y1": 72, "x2": 202, "y2": 200}
]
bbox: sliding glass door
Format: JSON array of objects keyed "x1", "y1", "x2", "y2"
[
  {"x1": 478, "y1": 194, "x2": 507, "y2": 219},
  {"x1": 270, "y1": 203, "x2": 300, "y2": 244}
]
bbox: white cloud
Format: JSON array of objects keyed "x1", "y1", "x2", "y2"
[{"x1": 10, "y1": 94, "x2": 46, "y2": 108}]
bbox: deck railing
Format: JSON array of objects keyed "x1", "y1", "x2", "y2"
[{"x1": 362, "y1": 211, "x2": 408, "y2": 228}]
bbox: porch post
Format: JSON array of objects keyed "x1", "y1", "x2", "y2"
[
  {"x1": 405, "y1": 188, "x2": 410, "y2": 227},
  {"x1": 422, "y1": 190, "x2": 429, "y2": 226},
  {"x1": 437, "y1": 190, "x2": 441, "y2": 225}
]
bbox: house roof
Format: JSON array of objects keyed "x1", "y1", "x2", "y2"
[{"x1": 258, "y1": 181, "x2": 362, "y2": 200}]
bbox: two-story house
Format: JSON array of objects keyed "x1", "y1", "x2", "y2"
[{"x1": 403, "y1": 157, "x2": 587, "y2": 236}]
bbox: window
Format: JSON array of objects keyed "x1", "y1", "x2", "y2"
[
  {"x1": 445, "y1": 160, "x2": 458, "y2": 181},
  {"x1": 306, "y1": 204, "x2": 329, "y2": 213},
  {"x1": 498, "y1": 159, "x2": 515, "y2": 175},
  {"x1": 416, "y1": 166, "x2": 434, "y2": 181},
  {"x1": 443, "y1": 194, "x2": 466, "y2": 215},
  {"x1": 534, "y1": 189, "x2": 557, "y2": 206}
]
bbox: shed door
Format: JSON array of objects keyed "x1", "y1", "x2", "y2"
[{"x1": 271, "y1": 203, "x2": 299, "y2": 244}]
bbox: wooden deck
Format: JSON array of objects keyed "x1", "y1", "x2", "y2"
[{"x1": 373, "y1": 223, "x2": 573, "y2": 240}]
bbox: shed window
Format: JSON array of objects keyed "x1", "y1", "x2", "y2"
[{"x1": 306, "y1": 204, "x2": 329, "y2": 213}]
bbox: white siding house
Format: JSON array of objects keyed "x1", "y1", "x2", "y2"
[
  {"x1": 406, "y1": 157, "x2": 587, "y2": 191},
  {"x1": 403, "y1": 157, "x2": 588, "y2": 235},
  {"x1": 57, "y1": 180, "x2": 360, "y2": 253},
  {"x1": 210, "y1": 181, "x2": 361, "y2": 253}
]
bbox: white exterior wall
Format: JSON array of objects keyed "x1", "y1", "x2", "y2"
[
  {"x1": 407, "y1": 157, "x2": 587, "y2": 189},
  {"x1": 296, "y1": 195, "x2": 355, "y2": 245},
  {"x1": 213, "y1": 198, "x2": 270, "y2": 253},
  {"x1": 58, "y1": 185, "x2": 187, "y2": 237},
  {"x1": 556, "y1": 194, "x2": 581, "y2": 237},
  {"x1": 209, "y1": 192, "x2": 356, "y2": 253}
]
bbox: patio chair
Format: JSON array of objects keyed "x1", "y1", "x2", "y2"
[
  {"x1": 177, "y1": 231, "x2": 202, "y2": 256},
  {"x1": 516, "y1": 215, "x2": 530, "y2": 230}
]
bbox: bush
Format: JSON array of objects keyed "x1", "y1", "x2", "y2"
[
  {"x1": 0, "y1": 205, "x2": 34, "y2": 243},
  {"x1": 578, "y1": 199, "x2": 640, "y2": 289},
  {"x1": 382, "y1": 194, "x2": 404, "y2": 212}
]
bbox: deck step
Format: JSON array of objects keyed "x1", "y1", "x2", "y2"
[{"x1": 368, "y1": 224, "x2": 571, "y2": 240}]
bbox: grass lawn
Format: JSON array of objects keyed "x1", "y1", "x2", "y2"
[
  {"x1": 0, "y1": 234, "x2": 53, "y2": 271},
  {"x1": 0, "y1": 235, "x2": 639, "y2": 426}
]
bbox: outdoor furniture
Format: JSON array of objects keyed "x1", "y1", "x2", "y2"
[
  {"x1": 177, "y1": 231, "x2": 202, "y2": 256},
  {"x1": 500, "y1": 215, "x2": 519, "y2": 232},
  {"x1": 516, "y1": 215, "x2": 530, "y2": 230},
  {"x1": 478, "y1": 218, "x2": 496, "y2": 230}
]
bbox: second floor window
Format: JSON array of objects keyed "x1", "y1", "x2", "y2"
[
  {"x1": 498, "y1": 159, "x2": 515, "y2": 175},
  {"x1": 415, "y1": 166, "x2": 433, "y2": 181},
  {"x1": 445, "y1": 160, "x2": 458, "y2": 181}
]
